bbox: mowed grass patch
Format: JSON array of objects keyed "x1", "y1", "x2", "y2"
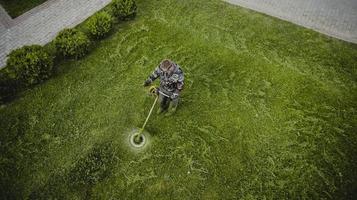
[{"x1": 0, "y1": 0, "x2": 357, "y2": 199}]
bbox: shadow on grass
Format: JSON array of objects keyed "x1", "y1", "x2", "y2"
[{"x1": 28, "y1": 141, "x2": 119, "y2": 199}]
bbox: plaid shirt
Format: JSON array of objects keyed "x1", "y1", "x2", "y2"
[{"x1": 147, "y1": 63, "x2": 184, "y2": 94}]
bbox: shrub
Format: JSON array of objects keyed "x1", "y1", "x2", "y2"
[
  {"x1": 110, "y1": 0, "x2": 137, "y2": 20},
  {"x1": 85, "y1": 11, "x2": 114, "y2": 39},
  {"x1": 0, "y1": 69, "x2": 19, "y2": 103},
  {"x1": 53, "y1": 28, "x2": 90, "y2": 59},
  {"x1": 5, "y1": 45, "x2": 53, "y2": 86}
]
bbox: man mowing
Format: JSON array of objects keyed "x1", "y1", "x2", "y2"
[{"x1": 144, "y1": 59, "x2": 184, "y2": 116}]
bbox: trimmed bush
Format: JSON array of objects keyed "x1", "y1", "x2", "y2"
[
  {"x1": 85, "y1": 11, "x2": 114, "y2": 39},
  {"x1": 53, "y1": 28, "x2": 90, "y2": 59},
  {"x1": 110, "y1": 0, "x2": 137, "y2": 20},
  {"x1": 0, "y1": 69, "x2": 19, "y2": 103},
  {"x1": 5, "y1": 45, "x2": 53, "y2": 86}
]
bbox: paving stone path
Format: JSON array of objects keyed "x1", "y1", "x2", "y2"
[
  {"x1": 0, "y1": 0, "x2": 112, "y2": 69},
  {"x1": 1, "y1": 0, "x2": 356, "y2": 69},
  {"x1": 225, "y1": 0, "x2": 357, "y2": 44}
]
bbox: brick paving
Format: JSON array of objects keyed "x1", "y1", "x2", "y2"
[
  {"x1": 1, "y1": 0, "x2": 356, "y2": 69},
  {"x1": 225, "y1": 0, "x2": 357, "y2": 44},
  {"x1": 0, "y1": 0, "x2": 112, "y2": 69}
]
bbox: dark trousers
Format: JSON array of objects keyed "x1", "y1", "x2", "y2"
[{"x1": 159, "y1": 93, "x2": 179, "y2": 110}]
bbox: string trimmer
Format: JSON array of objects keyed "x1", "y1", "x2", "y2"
[{"x1": 131, "y1": 86, "x2": 159, "y2": 146}]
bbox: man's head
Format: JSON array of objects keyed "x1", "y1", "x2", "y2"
[{"x1": 159, "y1": 59, "x2": 175, "y2": 76}]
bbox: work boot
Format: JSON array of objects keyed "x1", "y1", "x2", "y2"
[
  {"x1": 165, "y1": 104, "x2": 177, "y2": 116},
  {"x1": 157, "y1": 107, "x2": 165, "y2": 115}
]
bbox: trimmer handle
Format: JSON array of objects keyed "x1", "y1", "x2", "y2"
[{"x1": 148, "y1": 86, "x2": 158, "y2": 96}]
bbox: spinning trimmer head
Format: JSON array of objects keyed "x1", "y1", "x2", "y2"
[
  {"x1": 130, "y1": 131, "x2": 146, "y2": 148},
  {"x1": 128, "y1": 86, "x2": 158, "y2": 149}
]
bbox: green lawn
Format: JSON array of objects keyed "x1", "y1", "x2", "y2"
[
  {"x1": 0, "y1": 0, "x2": 47, "y2": 18},
  {"x1": 1, "y1": 0, "x2": 357, "y2": 199}
]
